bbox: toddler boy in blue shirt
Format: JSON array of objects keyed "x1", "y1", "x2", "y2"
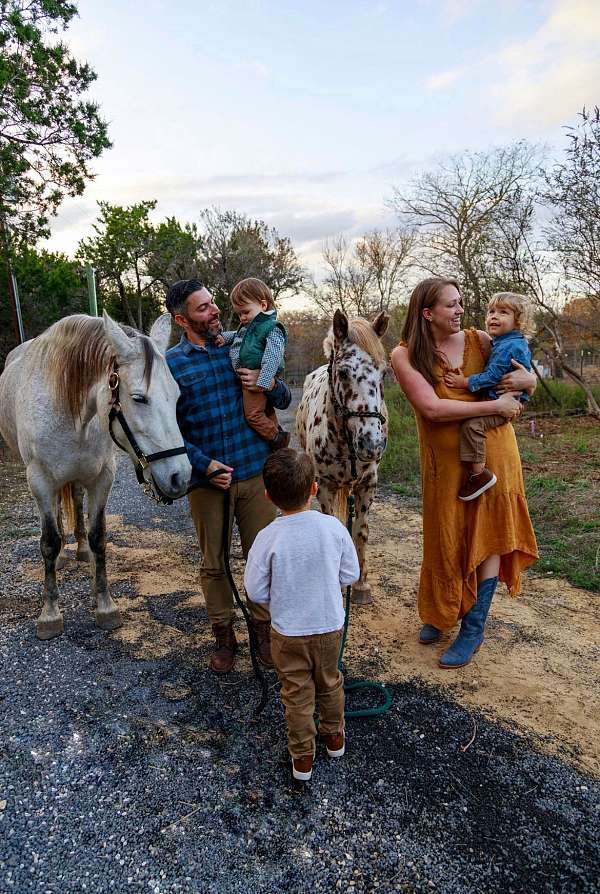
[{"x1": 444, "y1": 292, "x2": 534, "y2": 501}]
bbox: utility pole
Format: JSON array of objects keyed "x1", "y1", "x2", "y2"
[{"x1": 0, "y1": 202, "x2": 24, "y2": 344}]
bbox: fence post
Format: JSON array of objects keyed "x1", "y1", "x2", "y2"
[
  {"x1": 11, "y1": 271, "x2": 25, "y2": 343},
  {"x1": 86, "y1": 266, "x2": 98, "y2": 316}
]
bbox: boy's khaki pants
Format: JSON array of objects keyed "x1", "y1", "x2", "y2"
[
  {"x1": 188, "y1": 475, "x2": 275, "y2": 625},
  {"x1": 271, "y1": 627, "x2": 345, "y2": 758},
  {"x1": 459, "y1": 414, "x2": 507, "y2": 464},
  {"x1": 242, "y1": 388, "x2": 279, "y2": 442}
]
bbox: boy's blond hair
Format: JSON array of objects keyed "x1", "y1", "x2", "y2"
[
  {"x1": 230, "y1": 277, "x2": 275, "y2": 311},
  {"x1": 488, "y1": 292, "x2": 536, "y2": 340}
]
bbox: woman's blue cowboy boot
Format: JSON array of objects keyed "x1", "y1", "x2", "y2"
[
  {"x1": 438, "y1": 576, "x2": 498, "y2": 669},
  {"x1": 419, "y1": 624, "x2": 441, "y2": 644}
]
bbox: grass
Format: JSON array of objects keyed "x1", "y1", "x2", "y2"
[{"x1": 381, "y1": 383, "x2": 600, "y2": 592}]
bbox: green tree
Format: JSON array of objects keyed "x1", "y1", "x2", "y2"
[
  {"x1": 77, "y1": 200, "x2": 162, "y2": 331},
  {"x1": 0, "y1": 244, "x2": 85, "y2": 364},
  {"x1": 146, "y1": 217, "x2": 203, "y2": 290},
  {"x1": 0, "y1": 0, "x2": 111, "y2": 242}
]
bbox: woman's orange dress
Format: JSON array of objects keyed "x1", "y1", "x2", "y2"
[{"x1": 415, "y1": 329, "x2": 538, "y2": 629}]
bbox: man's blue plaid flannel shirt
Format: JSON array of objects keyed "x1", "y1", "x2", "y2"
[{"x1": 166, "y1": 335, "x2": 292, "y2": 485}]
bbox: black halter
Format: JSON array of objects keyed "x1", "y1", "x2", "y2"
[
  {"x1": 107, "y1": 368, "x2": 188, "y2": 505},
  {"x1": 327, "y1": 354, "x2": 386, "y2": 481}
]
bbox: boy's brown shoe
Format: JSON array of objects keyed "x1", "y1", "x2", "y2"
[
  {"x1": 458, "y1": 468, "x2": 497, "y2": 502},
  {"x1": 252, "y1": 619, "x2": 274, "y2": 668},
  {"x1": 322, "y1": 732, "x2": 345, "y2": 758},
  {"x1": 210, "y1": 621, "x2": 237, "y2": 674},
  {"x1": 292, "y1": 754, "x2": 313, "y2": 781},
  {"x1": 270, "y1": 428, "x2": 291, "y2": 451}
]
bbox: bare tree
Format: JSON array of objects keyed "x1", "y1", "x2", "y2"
[
  {"x1": 310, "y1": 228, "x2": 414, "y2": 318},
  {"x1": 544, "y1": 106, "x2": 600, "y2": 310},
  {"x1": 389, "y1": 142, "x2": 541, "y2": 325},
  {"x1": 488, "y1": 188, "x2": 600, "y2": 419},
  {"x1": 196, "y1": 208, "x2": 305, "y2": 325}
]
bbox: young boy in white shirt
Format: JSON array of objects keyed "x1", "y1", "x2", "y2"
[{"x1": 244, "y1": 448, "x2": 360, "y2": 782}]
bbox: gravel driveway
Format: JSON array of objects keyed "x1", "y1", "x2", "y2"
[{"x1": 1, "y1": 395, "x2": 598, "y2": 893}]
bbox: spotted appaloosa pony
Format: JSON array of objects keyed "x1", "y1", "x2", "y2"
[
  {"x1": 296, "y1": 309, "x2": 389, "y2": 605},
  {"x1": 0, "y1": 312, "x2": 191, "y2": 639}
]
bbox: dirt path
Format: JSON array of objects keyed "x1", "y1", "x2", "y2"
[
  {"x1": 13, "y1": 383, "x2": 600, "y2": 778},
  {"x1": 19, "y1": 493, "x2": 599, "y2": 779},
  {"x1": 345, "y1": 499, "x2": 600, "y2": 778}
]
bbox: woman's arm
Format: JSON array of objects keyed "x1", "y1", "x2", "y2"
[
  {"x1": 390, "y1": 345, "x2": 522, "y2": 423},
  {"x1": 497, "y1": 359, "x2": 537, "y2": 396}
]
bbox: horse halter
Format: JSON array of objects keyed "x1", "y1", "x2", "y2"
[
  {"x1": 327, "y1": 354, "x2": 386, "y2": 481},
  {"x1": 107, "y1": 367, "x2": 187, "y2": 505}
]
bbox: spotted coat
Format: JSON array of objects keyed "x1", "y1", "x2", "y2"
[{"x1": 296, "y1": 310, "x2": 389, "y2": 604}]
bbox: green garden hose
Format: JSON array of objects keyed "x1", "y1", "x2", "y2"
[{"x1": 340, "y1": 494, "x2": 393, "y2": 719}]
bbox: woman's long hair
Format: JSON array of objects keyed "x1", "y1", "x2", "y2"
[{"x1": 400, "y1": 277, "x2": 460, "y2": 385}]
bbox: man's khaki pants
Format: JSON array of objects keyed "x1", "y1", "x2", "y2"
[
  {"x1": 188, "y1": 474, "x2": 276, "y2": 625},
  {"x1": 271, "y1": 627, "x2": 345, "y2": 758}
]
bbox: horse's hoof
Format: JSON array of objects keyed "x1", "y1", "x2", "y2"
[
  {"x1": 351, "y1": 588, "x2": 373, "y2": 606},
  {"x1": 76, "y1": 547, "x2": 91, "y2": 563},
  {"x1": 36, "y1": 617, "x2": 64, "y2": 640},
  {"x1": 95, "y1": 609, "x2": 123, "y2": 631}
]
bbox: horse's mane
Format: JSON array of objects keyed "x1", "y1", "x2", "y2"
[
  {"x1": 31, "y1": 315, "x2": 154, "y2": 419},
  {"x1": 323, "y1": 317, "x2": 387, "y2": 367}
]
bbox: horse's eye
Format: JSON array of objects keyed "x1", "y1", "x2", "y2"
[
  {"x1": 131, "y1": 394, "x2": 149, "y2": 404},
  {"x1": 338, "y1": 368, "x2": 349, "y2": 380}
]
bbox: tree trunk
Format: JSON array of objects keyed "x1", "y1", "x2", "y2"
[
  {"x1": 562, "y1": 361, "x2": 600, "y2": 420},
  {"x1": 531, "y1": 358, "x2": 561, "y2": 406},
  {"x1": 117, "y1": 279, "x2": 136, "y2": 329}
]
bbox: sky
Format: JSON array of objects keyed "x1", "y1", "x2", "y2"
[{"x1": 46, "y1": 0, "x2": 600, "y2": 309}]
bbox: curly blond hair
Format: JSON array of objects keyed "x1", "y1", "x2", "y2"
[{"x1": 488, "y1": 292, "x2": 536, "y2": 340}]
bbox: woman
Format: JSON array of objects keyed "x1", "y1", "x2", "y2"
[{"x1": 390, "y1": 278, "x2": 538, "y2": 669}]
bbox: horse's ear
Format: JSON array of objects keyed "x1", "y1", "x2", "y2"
[
  {"x1": 149, "y1": 313, "x2": 173, "y2": 355},
  {"x1": 372, "y1": 311, "x2": 390, "y2": 338},
  {"x1": 333, "y1": 309, "x2": 348, "y2": 341},
  {"x1": 102, "y1": 311, "x2": 138, "y2": 362}
]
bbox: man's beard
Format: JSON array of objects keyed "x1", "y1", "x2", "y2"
[{"x1": 186, "y1": 317, "x2": 222, "y2": 339}]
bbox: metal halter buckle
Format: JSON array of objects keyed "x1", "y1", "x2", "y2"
[{"x1": 108, "y1": 371, "x2": 120, "y2": 391}]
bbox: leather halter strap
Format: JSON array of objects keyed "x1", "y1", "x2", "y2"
[
  {"x1": 327, "y1": 354, "x2": 386, "y2": 481},
  {"x1": 107, "y1": 367, "x2": 188, "y2": 503}
]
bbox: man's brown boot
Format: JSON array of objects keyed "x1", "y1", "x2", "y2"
[
  {"x1": 252, "y1": 619, "x2": 274, "y2": 668},
  {"x1": 210, "y1": 621, "x2": 237, "y2": 674}
]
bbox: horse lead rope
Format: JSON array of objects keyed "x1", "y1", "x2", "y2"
[{"x1": 327, "y1": 354, "x2": 392, "y2": 719}]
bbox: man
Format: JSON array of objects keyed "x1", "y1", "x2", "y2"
[{"x1": 165, "y1": 279, "x2": 291, "y2": 674}]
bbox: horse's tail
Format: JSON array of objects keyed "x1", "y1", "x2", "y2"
[
  {"x1": 332, "y1": 485, "x2": 352, "y2": 527},
  {"x1": 60, "y1": 483, "x2": 76, "y2": 532}
]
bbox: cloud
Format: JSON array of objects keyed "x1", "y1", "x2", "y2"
[
  {"x1": 439, "y1": 0, "x2": 480, "y2": 25},
  {"x1": 44, "y1": 166, "x2": 403, "y2": 277},
  {"x1": 493, "y1": 0, "x2": 600, "y2": 128},
  {"x1": 426, "y1": 65, "x2": 469, "y2": 90}
]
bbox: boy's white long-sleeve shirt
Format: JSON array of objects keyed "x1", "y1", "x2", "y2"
[{"x1": 244, "y1": 510, "x2": 360, "y2": 636}]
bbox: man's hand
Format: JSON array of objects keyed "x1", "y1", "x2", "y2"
[
  {"x1": 443, "y1": 370, "x2": 468, "y2": 389},
  {"x1": 238, "y1": 367, "x2": 273, "y2": 392},
  {"x1": 206, "y1": 459, "x2": 233, "y2": 490},
  {"x1": 497, "y1": 359, "x2": 537, "y2": 395}
]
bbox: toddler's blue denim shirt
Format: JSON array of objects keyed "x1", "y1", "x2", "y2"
[{"x1": 467, "y1": 330, "x2": 532, "y2": 402}]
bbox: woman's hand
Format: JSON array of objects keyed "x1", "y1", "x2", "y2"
[
  {"x1": 497, "y1": 360, "x2": 537, "y2": 395},
  {"x1": 496, "y1": 392, "x2": 523, "y2": 420}
]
